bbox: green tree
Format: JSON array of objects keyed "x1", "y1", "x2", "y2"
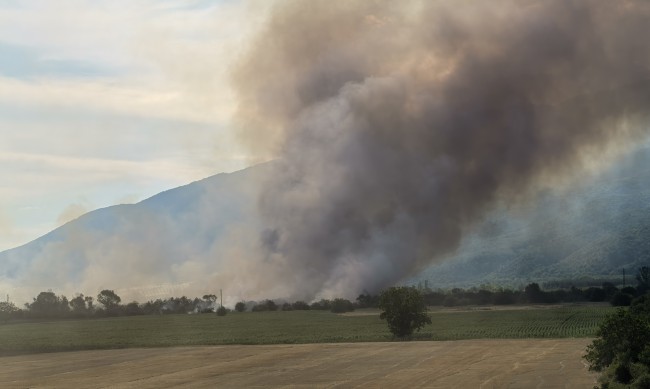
[
  {"x1": 585, "y1": 308, "x2": 650, "y2": 387},
  {"x1": 199, "y1": 295, "x2": 217, "y2": 313},
  {"x1": 309, "y1": 299, "x2": 331, "y2": 310},
  {"x1": 124, "y1": 302, "x2": 143, "y2": 316},
  {"x1": 216, "y1": 306, "x2": 228, "y2": 316},
  {"x1": 611, "y1": 292, "x2": 633, "y2": 307},
  {"x1": 252, "y1": 299, "x2": 278, "y2": 312},
  {"x1": 28, "y1": 291, "x2": 70, "y2": 318},
  {"x1": 330, "y1": 298, "x2": 355, "y2": 313},
  {"x1": 379, "y1": 287, "x2": 431, "y2": 338},
  {"x1": 69, "y1": 294, "x2": 89, "y2": 315},
  {"x1": 203, "y1": 294, "x2": 217, "y2": 303},
  {"x1": 84, "y1": 296, "x2": 94, "y2": 311},
  {"x1": 97, "y1": 290, "x2": 121, "y2": 314},
  {"x1": 0, "y1": 301, "x2": 20, "y2": 321},
  {"x1": 234, "y1": 301, "x2": 246, "y2": 312},
  {"x1": 356, "y1": 293, "x2": 378, "y2": 308},
  {"x1": 630, "y1": 294, "x2": 650, "y2": 319},
  {"x1": 637, "y1": 266, "x2": 650, "y2": 295},
  {"x1": 291, "y1": 301, "x2": 310, "y2": 310}
]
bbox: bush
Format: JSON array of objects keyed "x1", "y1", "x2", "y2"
[
  {"x1": 602, "y1": 282, "x2": 619, "y2": 300},
  {"x1": 291, "y1": 301, "x2": 310, "y2": 310},
  {"x1": 631, "y1": 295, "x2": 650, "y2": 319},
  {"x1": 234, "y1": 302, "x2": 246, "y2": 312},
  {"x1": 585, "y1": 287, "x2": 607, "y2": 302},
  {"x1": 422, "y1": 291, "x2": 445, "y2": 306},
  {"x1": 356, "y1": 293, "x2": 379, "y2": 308},
  {"x1": 493, "y1": 290, "x2": 517, "y2": 305},
  {"x1": 611, "y1": 292, "x2": 634, "y2": 307},
  {"x1": 310, "y1": 299, "x2": 331, "y2": 310},
  {"x1": 585, "y1": 309, "x2": 650, "y2": 371},
  {"x1": 621, "y1": 286, "x2": 637, "y2": 296},
  {"x1": 216, "y1": 306, "x2": 228, "y2": 316},
  {"x1": 252, "y1": 300, "x2": 278, "y2": 312},
  {"x1": 124, "y1": 302, "x2": 143, "y2": 316},
  {"x1": 633, "y1": 373, "x2": 650, "y2": 388},
  {"x1": 585, "y1": 308, "x2": 650, "y2": 387},
  {"x1": 0, "y1": 301, "x2": 21, "y2": 321},
  {"x1": 330, "y1": 298, "x2": 354, "y2": 313},
  {"x1": 443, "y1": 296, "x2": 459, "y2": 307}
]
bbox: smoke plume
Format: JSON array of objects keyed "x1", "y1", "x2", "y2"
[{"x1": 233, "y1": 0, "x2": 650, "y2": 298}]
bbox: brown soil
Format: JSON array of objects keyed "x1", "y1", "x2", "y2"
[{"x1": 0, "y1": 339, "x2": 597, "y2": 388}]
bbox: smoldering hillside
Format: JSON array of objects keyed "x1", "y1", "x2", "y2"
[
  {"x1": 2, "y1": 1, "x2": 650, "y2": 304},
  {"x1": 0, "y1": 165, "x2": 271, "y2": 304},
  {"x1": 3, "y1": 144, "x2": 650, "y2": 303},
  {"x1": 419, "y1": 141, "x2": 650, "y2": 288},
  {"x1": 233, "y1": 1, "x2": 650, "y2": 297}
]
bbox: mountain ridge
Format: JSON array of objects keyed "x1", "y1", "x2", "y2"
[{"x1": 2, "y1": 149, "x2": 650, "y2": 302}]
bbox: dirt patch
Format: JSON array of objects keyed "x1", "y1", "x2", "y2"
[{"x1": 0, "y1": 339, "x2": 597, "y2": 388}]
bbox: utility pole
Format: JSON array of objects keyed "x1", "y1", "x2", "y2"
[{"x1": 220, "y1": 289, "x2": 223, "y2": 308}]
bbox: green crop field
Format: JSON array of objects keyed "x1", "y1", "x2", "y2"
[
  {"x1": 0, "y1": 304, "x2": 615, "y2": 355},
  {"x1": 427, "y1": 305, "x2": 613, "y2": 340}
]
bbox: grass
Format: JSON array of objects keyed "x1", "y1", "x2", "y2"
[{"x1": 0, "y1": 305, "x2": 615, "y2": 355}]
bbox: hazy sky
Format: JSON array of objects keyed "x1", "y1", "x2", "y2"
[{"x1": 0, "y1": 0, "x2": 269, "y2": 250}]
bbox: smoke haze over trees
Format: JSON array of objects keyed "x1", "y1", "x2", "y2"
[{"x1": 233, "y1": 0, "x2": 650, "y2": 299}]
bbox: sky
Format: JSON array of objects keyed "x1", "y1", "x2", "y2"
[{"x1": 0, "y1": 0, "x2": 269, "y2": 251}]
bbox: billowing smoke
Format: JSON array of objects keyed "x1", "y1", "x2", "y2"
[{"x1": 233, "y1": 1, "x2": 650, "y2": 298}]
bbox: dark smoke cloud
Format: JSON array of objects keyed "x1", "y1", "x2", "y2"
[{"x1": 233, "y1": 0, "x2": 650, "y2": 299}]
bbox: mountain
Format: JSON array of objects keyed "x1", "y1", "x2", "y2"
[
  {"x1": 416, "y1": 145, "x2": 650, "y2": 288},
  {"x1": 0, "y1": 162, "x2": 270, "y2": 303},
  {"x1": 2, "y1": 146, "x2": 650, "y2": 303}
]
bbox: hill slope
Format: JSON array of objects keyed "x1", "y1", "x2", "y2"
[
  {"x1": 0, "y1": 163, "x2": 270, "y2": 302},
  {"x1": 418, "y1": 145, "x2": 650, "y2": 288},
  {"x1": 2, "y1": 147, "x2": 650, "y2": 302}
]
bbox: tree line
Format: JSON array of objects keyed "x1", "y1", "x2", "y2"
[
  {"x1": 1, "y1": 266, "x2": 648, "y2": 322},
  {"x1": 418, "y1": 266, "x2": 649, "y2": 308},
  {"x1": 0, "y1": 290, "x2": 225, "y2": 320},
  {"x1": 0, "y1": 290, "x2": 361, "y2": 321}
]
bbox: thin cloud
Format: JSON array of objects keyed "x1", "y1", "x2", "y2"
[{"x1": 0, "y1": 1, "x2": 268, "y2": 252}]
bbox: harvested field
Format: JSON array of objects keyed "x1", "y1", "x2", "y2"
[{"x1": 0, "y1": 339, "x2": 597, "y2": 388}]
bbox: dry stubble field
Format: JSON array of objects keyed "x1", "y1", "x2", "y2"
[{"x1": 0, "y1": 339, "x2": 597, "y2": 388}]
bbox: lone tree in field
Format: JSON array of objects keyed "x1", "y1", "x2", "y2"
[{"x1": 379, "y1": 286, "x2": 431, "y2": 338}]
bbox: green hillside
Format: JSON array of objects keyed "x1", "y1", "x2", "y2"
[{"x1": 418, "y1": 145, "x2": 650, "y2": 288}]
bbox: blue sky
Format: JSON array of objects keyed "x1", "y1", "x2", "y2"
[{"x1": 0, "y1": 0, "x2": 270, "y2": 250}]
